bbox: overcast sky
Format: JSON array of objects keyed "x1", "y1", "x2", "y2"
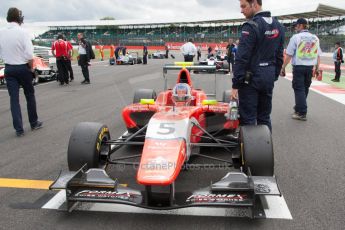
[{"x1": 0, "y1": 0, "x2": 345, "y2": 24}]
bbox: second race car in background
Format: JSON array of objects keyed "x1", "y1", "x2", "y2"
[
  {"x1": 116, "y1": 52, "x2": 143, "y2": 65},
  {"x1": 0, "y1": 57, "x2": 57, "y2": 86},
  {"x1": 194, "y1": 56, "x2": 229, "y2": 74},
  {"x1": 32, "y1": 56, "x2": 57, "y2": 85},
  {"x1": 148, "y1": 50, "x2": 166, "y2": 59}
]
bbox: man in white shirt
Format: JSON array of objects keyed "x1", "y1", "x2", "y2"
[
  {"x1": 180, "y1": 38, "x2": 197, "y2": 62},
  {"x1": 0, "y1": 7, "x2": 43, "y2": 137},
  {"x1": 281, "y1": 18, "x2": 321, "y2": 121}
]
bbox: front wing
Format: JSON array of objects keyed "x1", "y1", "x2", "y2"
[{"x1": 50, "y1": 164, "x2": 281, "y2": 218}]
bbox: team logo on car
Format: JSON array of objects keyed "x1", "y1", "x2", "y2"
[
  {"x1": 75, "y1": 190, "x2": 133, "y2": 200},
  {"x1": 186, "y1": 194, "x2": 248, "y2": 203}
]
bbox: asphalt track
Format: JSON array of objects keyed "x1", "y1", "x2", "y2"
[{"x1": 0, "y1": 54, "x2": 344, "y2": 230}]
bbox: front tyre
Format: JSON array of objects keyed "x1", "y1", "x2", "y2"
[
  {"x1": 68, "y1": 122, "x2": 111, "y2": 171},
  {"x1": 240, "y1": 125, "x2": 274, "y2": 176}
]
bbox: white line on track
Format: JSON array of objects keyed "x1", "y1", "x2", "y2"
[{"x1": 283, "y1": 74, "x2": 345, "y2": 106}]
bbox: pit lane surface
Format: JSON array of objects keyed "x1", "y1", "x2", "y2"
[{"x1": 0, "y1": 55, "x2": 344, "y2": 229}]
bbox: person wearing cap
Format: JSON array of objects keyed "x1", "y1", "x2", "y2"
[
  {"x1": 332, "y1": 42, "x2": 343, "y2": 82},
  {"x1": 281, "y1": 18, "x2": 322, "y2": 121},
  {"x1": 180, "y1": 38, "x2": 197, "y2": 62},
  {"x1": 231, "y1": 0, "x2": 285, "y2": 131},
  {"x1": 0, "y1": 7, "x2": 43, "y2": 137}
]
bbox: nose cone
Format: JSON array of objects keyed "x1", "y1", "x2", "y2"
[{"x1": 137, "y1": 139, "x2": 186, "y2": 186}]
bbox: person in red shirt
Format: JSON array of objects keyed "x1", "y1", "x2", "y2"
[
  {"x1": 51, "y1": 34, "x2": 71, "y2": 85},
  {"x1": 63, "y1": 36, "x2": 74, "y2": 82}
]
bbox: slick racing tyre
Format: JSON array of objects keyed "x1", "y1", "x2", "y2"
[
  {"x1": 240, "y1": 125, "x2": 274, "y2": 176},
  {"x1": 68, "y1": 122, "x2": 111, "y2": 171},
  {"x1": 133, "y1": 89, "x2": 157, "y2": 104},
  {"x1": 222, "y1": 90, "x2": 232, "y2": 103}
]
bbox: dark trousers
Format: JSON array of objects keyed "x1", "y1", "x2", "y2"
[
  {"x1": 228, "y1": 58, "x2": 234, "y2": 72},
  {"x1": 4, "y1": 64, "x2": 38, "y2": 133},
  {"x1": 334, "y1": 61, "x2": 341, "y2": 80},
  {"x1": 184, "y1": 55, "x2": 194, "y2": 62},
  {"x1": 79, "y1": 55, "x2": 90, "y2": 82},
  {"x1": 56, "y1": 58, "x2": 69, "y2": 84},
  {"x1": 66, "y1": 59, "x2": 74, "y2": 80},
  {"x1": 238, "y1": 66, "x2": 275, "y2": 131},
  {"x1": 143, "y1": 55, "x2": 147, "y2": 64},
  {"x1": 292, "y1": 65, "x2": 313, "y2": 115},
  {"x1": 197, "y1": 52, "x2": 201, "y2": 61}
]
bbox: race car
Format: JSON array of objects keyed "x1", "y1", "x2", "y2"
[
  {"x1": 0, "y1": 57, "x2": 56, "y2": 86},
  {"x1": 148, "y1": 50, "x2": 166, "y2": 59},
  {"x1": 216, "y1": 51, "x2": 228, "y2": 61},
  {"x1": 50, "y1": 63, "x2": 280, "y2": 218},
  {"x1": 194, "y1": 56, "x2": 229, "y2": 74},
  {"x1": 32, "y1": 56, "x2": 57, "y2": 85},
  {"x1": 116, "y1": 52, "x2": 142, "y2": 65}
]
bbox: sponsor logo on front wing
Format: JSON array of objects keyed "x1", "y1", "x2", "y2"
[
  {"x1": 74, "y1": 190, "x2": 134, "y2": 201},
  {"x1": 186, "y1": 194, "x2": 248, "y2": 203}
]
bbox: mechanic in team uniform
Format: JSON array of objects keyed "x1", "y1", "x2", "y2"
[
  {"x1": 52, "y1": 34, "x2": 71, "y2": 85},
  {"x1": 231, "y1": 0, "x2": 285, "y2": 131},
  {"x1": 281, "y1": 18, "x2": 321, "y2": 121},
  {"x1": 63, "y1": 36, "x2": 74, "y2": 82}
]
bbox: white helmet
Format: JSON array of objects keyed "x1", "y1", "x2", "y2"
[{"x1": 172, "y1": 83, "x2": 192, "y2": 104}]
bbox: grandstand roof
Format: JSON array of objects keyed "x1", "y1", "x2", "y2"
[
  {"x1": 29, "y1": 3, "x2": 345, "y2": 28},
  {"x1": 275, "y1": 4, "x2": 345, "y2": 20}
]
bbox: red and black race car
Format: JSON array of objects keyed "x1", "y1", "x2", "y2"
[
  {"x1": 50, "y1": 64, "x2": 280, "y2": 218},
  {"x1": 0, "y1": 56, "x2": 56, "y2": 86}
]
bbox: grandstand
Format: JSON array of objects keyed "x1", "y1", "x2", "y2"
[{"x1": 31, "y1": 3, "x2": 345, "y2": 52}]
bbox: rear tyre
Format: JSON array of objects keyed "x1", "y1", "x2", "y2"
[
  {"x1": 240, "y1": 125, "x2": 274, "y2": 176},
  {"x1": 68, "y1": 122, "x2": 111, "y2": 171},
  {"x1": 133, "y1": 89, "x2": 157, "y2": 104},
  {"x1": 222, "y1": 90, "x2": 232, "y2": 103}
]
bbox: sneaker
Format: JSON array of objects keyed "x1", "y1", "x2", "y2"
[
  {"x1": 84, "y1": 81, "x2": 90, "y2": 84},
  {"x1": 16, "y1": 131, "x2": 24, "y2": 137},
  {"x1": 292, "y1": 112, "x2": 307, "y2": 121},
  {"x1": 31, "y1": 121, "x2": 43, "y2": 130},
  {"x1": 81, "y1": 80, "x2": 86, "y2": 84},
  {"x1": 70, "y1": 78, "x2": 74, "y2": 82}
]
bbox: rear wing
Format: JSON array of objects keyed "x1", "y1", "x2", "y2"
[{"x1": 163, "y1": 62, "x2": 217, "y2": 96}]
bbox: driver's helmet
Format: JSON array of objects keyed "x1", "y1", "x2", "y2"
[{"x1": 172, "y1": 83, "x2": 192, "y2": 105}]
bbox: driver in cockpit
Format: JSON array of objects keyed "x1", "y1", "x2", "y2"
[{"x1": 172, "y1": 83, "x2": 193, "y2": 106}]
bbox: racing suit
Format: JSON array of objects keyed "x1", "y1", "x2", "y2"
[{"x1": 233, "y1": 11, "x2": 285, "y2": 131}]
